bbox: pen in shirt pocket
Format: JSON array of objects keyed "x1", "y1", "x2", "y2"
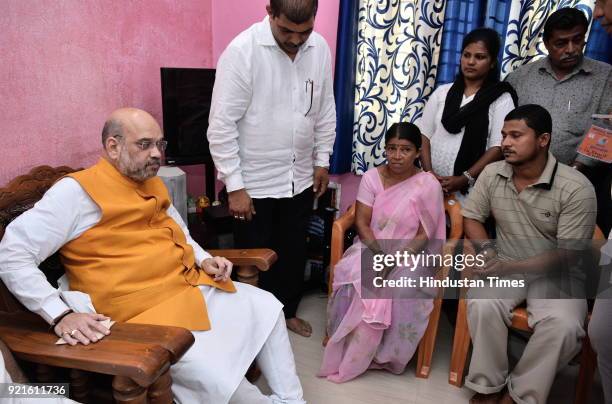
[{"x1": 305, "y1": 79, "x2": 314, "y2": 116}]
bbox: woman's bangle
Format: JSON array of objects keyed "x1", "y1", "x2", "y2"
[{"x1": 462, "y1": 170, "x2": 476, "y2": 187}]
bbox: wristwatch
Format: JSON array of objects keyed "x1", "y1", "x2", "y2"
[
  {"x1": 462, "y1": 170, "x2": 476, "y2": 187},
  {"x1": 51, "y1": 309, "x2": 74, "y2": 326}
]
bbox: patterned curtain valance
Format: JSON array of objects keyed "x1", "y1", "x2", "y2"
[{"x1": 352, "y1": 0, "x2": 445, "y2": 174}]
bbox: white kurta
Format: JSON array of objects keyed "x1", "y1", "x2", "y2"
[{"x1": 0, "y1": 177, "x2": 283, "y2": 404}]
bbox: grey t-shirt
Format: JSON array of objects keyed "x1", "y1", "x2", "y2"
[{"x1": 462, "y1": 153, "x2": 597, "y2": 260}]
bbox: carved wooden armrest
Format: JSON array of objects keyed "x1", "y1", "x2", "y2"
[
  {"x1": 208, "y1": 248, "x2": 277, "y2": 271},
  {"x1": 0, "y1": 312, "x2": 193, "y2": 387},
  {"x1": 207, "y1": 248, "x2": 277, "y2": 287}
]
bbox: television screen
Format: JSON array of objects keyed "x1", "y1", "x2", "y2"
[{"x1": 160, "y1": 67, "x2": 215, "y2": 165}]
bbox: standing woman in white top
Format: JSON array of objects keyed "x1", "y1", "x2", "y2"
[{"x1": 418, "y1": 28, "x2": 517, "y2": 201}]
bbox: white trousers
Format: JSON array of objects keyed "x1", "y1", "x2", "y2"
[
  {"x1": 229, "y1": 314, "x2": 305, "y2": 404},
  {"x1": 56, "y1": 278, "x2": 303, "y2": 403},
  {"x1": 171, "y1": 283, "x2": 304, "y2": 404}
]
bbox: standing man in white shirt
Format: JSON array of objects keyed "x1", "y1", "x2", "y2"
[{"x1": 207, "y1": 0, "x2": 336, "y2": 337}]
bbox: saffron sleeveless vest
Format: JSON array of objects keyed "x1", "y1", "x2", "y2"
[{"x1": 60, "y1": 158, "x2": 235, "y2": 330}]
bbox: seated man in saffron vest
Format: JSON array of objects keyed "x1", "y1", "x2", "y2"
[{"x1": 0, "y1": 108, "x2": 305, "y2": 404}]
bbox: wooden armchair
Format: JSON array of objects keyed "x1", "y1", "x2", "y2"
[
  {"x1": 0, "y1": 165, "x2": 277, "y2": 403},
  {"x1": 326, "y1": 196, "x2": 463, "y2": 379},
  {"x1": 448, "y1": 227, "x2": 606, "y2": 404}
]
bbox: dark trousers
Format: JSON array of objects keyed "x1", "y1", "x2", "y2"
[
  {"x1": 583, "y1": 164, "x2": 611, "y2": 236},
  {"x1": 233, "y1": 187, "x2": 314, "y2": 318}
]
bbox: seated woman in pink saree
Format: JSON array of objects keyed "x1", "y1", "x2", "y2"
[{"x1": 318, "y1": 122, "x2": 446, "y2": 383}]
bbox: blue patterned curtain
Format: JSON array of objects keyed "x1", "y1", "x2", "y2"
[
  {"x1": 352, "y1": 0, "x2": 446, "y2": 174},
  {"x1": 484, "y1": 0, "x2": 513, "y2": 32},
  {"x1": 330, "y1": 0, "x2": 359, "y2": 174},
  {"x1": 436, "y1": 0, "x2": 486, "y2": 85},
  {"x1": 586, "y1": 18, "x2": 612, "y2": 63},
  {"x1": 344, "y1": 0, "x2": 611, "y2": 175}
]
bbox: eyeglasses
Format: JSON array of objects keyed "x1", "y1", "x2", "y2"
[
  {"x1": 112, "y1": 135, "x2": 168, "y2": 152},
  {"x1": 134, "y1": 139, "x2": 168, "y2": 152}
]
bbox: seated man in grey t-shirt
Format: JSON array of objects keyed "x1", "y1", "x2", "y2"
[
  {"x1": 505, "y1": 7, "x2": 611, "y2": 234},
  {"x1": 461, "y1": 105, "x2": 596, "y2": 404}
]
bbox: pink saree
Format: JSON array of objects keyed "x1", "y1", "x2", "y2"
[{"x1": 318, "y1": 168, "x2": 445, "y2": 383}]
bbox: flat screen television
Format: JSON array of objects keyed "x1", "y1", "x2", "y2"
[{"x1": 160, "y1": 67, "x2": 216, "y2": 165}]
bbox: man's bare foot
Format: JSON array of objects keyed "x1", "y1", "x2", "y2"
[
  {"x1": 286, "y1": 317, "x2": 312, "y2": 337},
  {"x1": 498, "y1": 391, "x2": 515, "y2": 404},
  {"x1": 469, "y1": 391, "x2": 502, "y2": 404}
]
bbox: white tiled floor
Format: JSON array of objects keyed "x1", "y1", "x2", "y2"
[{"x1": 257, "y1": 292, "x2": 605, "y2": 404}]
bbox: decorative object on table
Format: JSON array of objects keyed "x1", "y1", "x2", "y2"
[
  {"x1": 196, "y1": 195, "x2": 210, "y2": 213},
  {"x1": 158, "y1": 166, "x2": 188, "y2": 223}
]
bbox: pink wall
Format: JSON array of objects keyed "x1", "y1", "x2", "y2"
[
  {"x1": 0, "y1": 0, "x2": 352, "y2": 206},
  {"x1": 211, "y1": 0, "x2": 340, "y2": 65},
  {"x1": 0, "y1": 0, "x2": 213, "y2": 186}
]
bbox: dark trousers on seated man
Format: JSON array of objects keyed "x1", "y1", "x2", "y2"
[{"x1": 234, "y1": 187, "x2": 314, "y2": 321}]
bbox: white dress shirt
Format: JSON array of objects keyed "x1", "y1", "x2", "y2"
[
  {"x1": 0, "y1": 177, "x2": 211, "y2": 325},
  {"x1": 207, "y1": 16, "x2": 336, "y2": 198}
]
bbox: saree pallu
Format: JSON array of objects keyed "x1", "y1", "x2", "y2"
[{"x1": 319, "y1": 170, "x2": 446, "y2": 383}]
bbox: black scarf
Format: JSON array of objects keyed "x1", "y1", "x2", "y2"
[{"x1": 441, "y1": 78, "x2": 517, "y2": 176}]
